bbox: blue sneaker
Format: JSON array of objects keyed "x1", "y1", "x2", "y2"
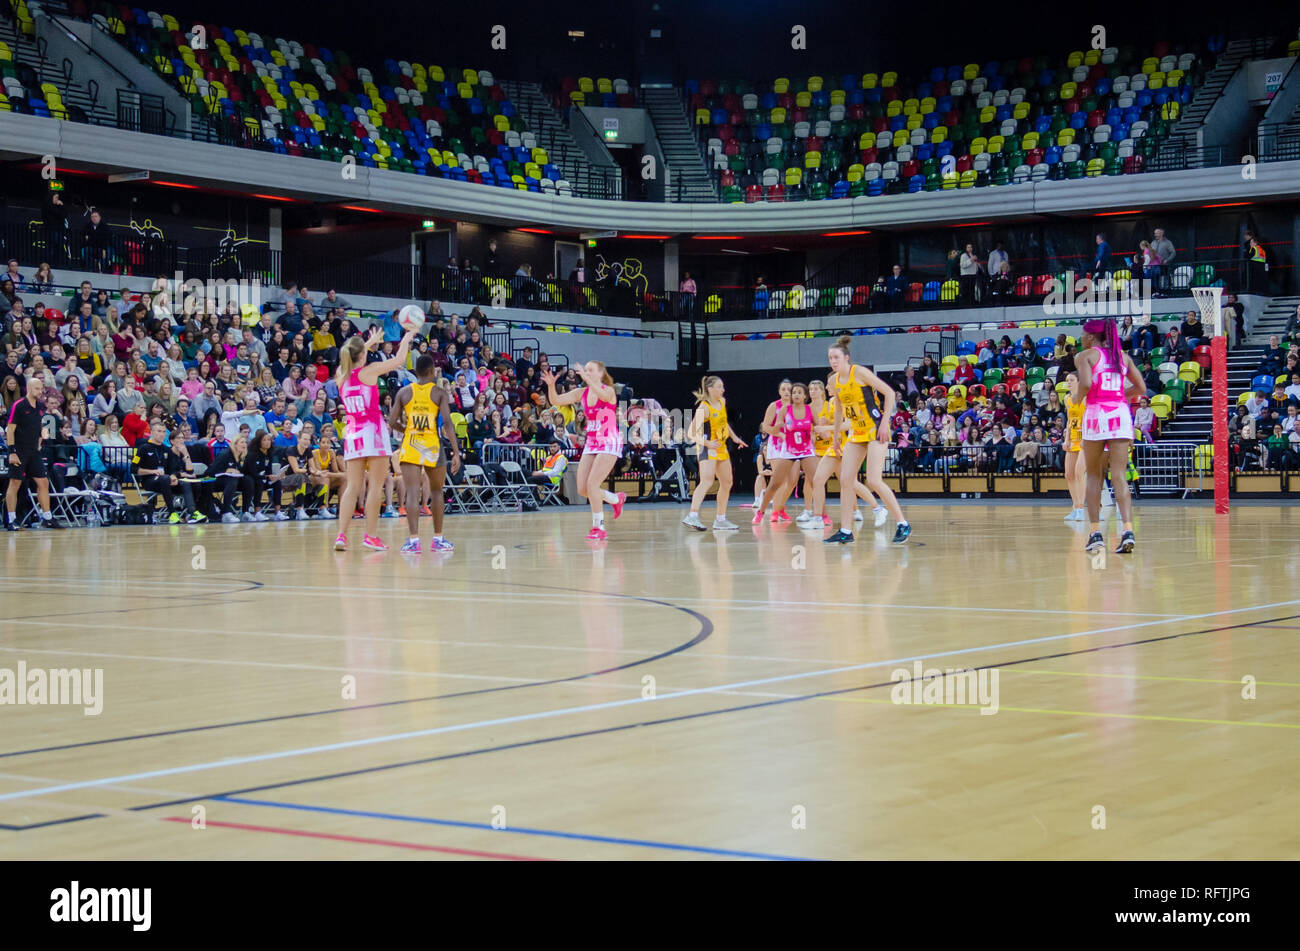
[
  {"x1": 892, "y1": 522, "x2": 912, "y2": 544},
  {"x1": 825, "y1": 530, "x2": 855, "y2": 544},
  {"x1": 429, "y1": 537, "x2": 455, "y2": 553},
  {"x1": 400, "y1": 538, "x2": 421, "y2": 554}
]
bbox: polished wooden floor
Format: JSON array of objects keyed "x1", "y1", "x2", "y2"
[{"x1": 1, "y1": 499, "x2": 1297, "y2": 860}]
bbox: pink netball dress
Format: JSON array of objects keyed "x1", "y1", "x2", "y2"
[
  {"x1": 766, "y1": 401, "x2": 790, "y2": 459},
  {"x1": 340, "y1": 367, "x2": 391, "y2": 460},
  {"x1": 1081, "y1": 346, "x2": 1134, "y2": 442},
  {"x1": 783, "y1": 404, "x2": 814, "y2": 459},
  {"x1": 581, "y1": 386, "x2": 623, "y2": 456}
]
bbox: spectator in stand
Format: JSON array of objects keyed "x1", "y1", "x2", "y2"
[
  {"x1": 1151, "y1": 229, "x2": 1175, "y2": 295},
  {"x1": 277, "y1": 299, "x2": 304, "y2": 337},
  {"x1": 679, "y1": 271, "x2": 697, "y2": 319},
  {"x1": 1092, "y1": 233, "x2": 1111, "y2": 280},
  {"x1": 1180, "y1": 311, "x2": 1205, "y2": 350},
  {"x1": 466, "y1": 404, "x2": 492, "y2": 457},
  {"x1": 959, "y1": 243, "x2": 982, "y2": 305},
  {"x1": 987, "y1": 241, "x2": 1008, "y2": 282},
  {"x1": 1245, "y1": 388, "x2": 1269, "y2": 420},
  {"x1": 918, "y1": 354, "x2": 940, "y2": 388},
  {"x1": 319, "y1": 288, "x2": 350, "y2": 312},
  {"x1": 989, "y1": 261, "x2": 1013, "y2": 301},
  {"x1": 1286, "y1": 373, "x2": 1300, "y2": 402},
  {"x1": 82, "y1": 210, "x2": 112, "y2": 273},
  {"x1": 1243, "y1": 232, "x2": 1268, "y2": 294},
  {"x1": 121, "y1": 400, "x2": 150, "y2": 445},
  {"x1": 1258, "y1": 335, "x2": 1285, "y2": 377},
  {"x1": 1164, "y1": 327, "x2": 1192, "y2": 364},
  {"x1": 885, "y1": 264, "x2": 908, "y2": 310},
  {"x1": 952, "y1": 357, "x2": 976, "y2": 387},
  {"x1": 1134, "y1": 397, "x2": 1157, "y2": 440},
  {"x1": 1138, "y1": 240, "x2": 1161, "y2": 282}
]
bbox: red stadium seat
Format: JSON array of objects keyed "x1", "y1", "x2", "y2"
[
  {"x1": 1193, "y1": 345, "x2": 1212, "y2": 369},
  {"x1": 1004, "y1": 367, "x2": 1026, "y2": 388}
]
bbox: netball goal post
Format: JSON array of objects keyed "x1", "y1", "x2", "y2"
[{"x1": 1191, "y1": 286, "x2": 1229, "y2": 513}]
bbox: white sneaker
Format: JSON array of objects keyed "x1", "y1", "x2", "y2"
[
  {"x1": 241, "y1": 512, "x2": 255, "y2": 522},
  {"x1": 274, "y1": 511, "x2": 290, "y2": 521},
  {"x1": 296, "y1": 507, "x2": 307, "y2": 520},
  {"x1": 682, "y1": 512, "x2": 706, "y2": 532},
  {"x1": 795, "y1": 510, "x2": 817, "y2": 524},
  {"x1": 222, "y1": 512, "x2": 240, "y2": 524},
  {"x1": 712, "y1": 516, "x2": 738, "y2": 531},
  {"x1": 853, "y1": 508, "x2": 864, "y2": 523},
  {"x1": 256, "y1": 512, "x2": 271, "y2": 522},
  {"x1": 873, "y1": 505, "x2": 888, "y2": 528}
]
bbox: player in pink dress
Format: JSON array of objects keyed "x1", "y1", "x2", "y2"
[
  {"x1": 1077, "y1": 316, "x2": 1146, "y2": 555},
  {"x1": 763, "y1": 382, "x2": 819, "y2": 523},
  {"x1": 332, "y1": 326, "x2": 416, "y2": 552},
  {"x1": 543, "y1": 361, "x2": 626, "y2": 540},
  {"x1": 754, "y1": 379, "x2": 793, "y2": 523}
]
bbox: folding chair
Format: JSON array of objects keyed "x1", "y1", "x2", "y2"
[
  {"x1": 455, "y1": 464, "x2": 493, "y2": 513},
  {"x1": 497, "y1": 461, "x2": 535, "y2": 507}
]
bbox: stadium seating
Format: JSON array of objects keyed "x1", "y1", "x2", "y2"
[{"x1": 688, "y1": 43, "x2": 1203, "y2": 202}]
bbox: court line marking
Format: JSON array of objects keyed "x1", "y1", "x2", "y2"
[
  {"x1": 5, "y1": 610, "x2": 1294, "y2": 831},
  {"x1": 814, "y1": 694, "x2": 1300, "y2": 729},
  {"x1": 1000, "y1": 669, "x2": 1300, "y2": 688},
  {"x1": 2, "y1": 597, "x2": 1296, "y2": 805},
  {"x1": 0, "y1": 617, "x2": 864, "y2": 666},
  {"x1": 159, "y1": 816, "x2": 548, "y2": 860},
  {"x1": 0, "y1": 576, "x2": 1182, "y2": 619},
  {"x1": 213, "y1": 797, "x2": 808, "y2": 861}
]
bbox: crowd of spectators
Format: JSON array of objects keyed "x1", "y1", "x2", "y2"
[{"x1": 0, "y1": 264, "x2": 639, "y2": 524}]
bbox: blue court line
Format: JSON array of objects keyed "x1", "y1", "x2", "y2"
[{"x1": 214, "y1": 795, "x2": 809, "y2": 861}]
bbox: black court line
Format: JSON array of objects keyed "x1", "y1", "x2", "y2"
[
  {"x1": 2, "y1": 611, "x2": 1291, "y2": 832},
  {"x1": 0, "y1": 579, "x2": 714, "y2": 761},
  {"x1": 0, "y1": 579, "x2": 265, "y2": 625}
]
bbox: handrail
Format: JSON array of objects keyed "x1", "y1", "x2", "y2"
[{"x1": 46, "y1": 9, "x2": 137, "y2": 89}]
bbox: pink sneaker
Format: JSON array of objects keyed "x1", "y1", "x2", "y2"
[
  {"x1": 752, "y1": 508, "x2": 764, "y2": 524},
  {"x1": 821, "y1": 515, "x2": 832, "y2": 527},
  {"x1": 333, "y1": 533, "x2": 347, "y2": 551},
  {"x1": 611, "y1": 492, "x2": 626, "y2": 520},
  {"x1": 585, "y1": 526, "x2": 607, "y2": 540},
  {"x1": 428, "y1": 537, "x2": 455, "y2": 553},
  {"x1": 363, "y1": 534, "x2": 388, "y2": 551},
  {"x1": 770, "y1": 511, "x2": 792, "y2": 524}
]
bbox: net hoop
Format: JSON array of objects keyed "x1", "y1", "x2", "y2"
[{"x1": 1191, "y1": 285, "x2": 1224, "y2": 338}]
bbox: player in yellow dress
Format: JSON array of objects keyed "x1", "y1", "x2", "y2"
[
  {"x1": 388, "y1": 354, "x2": 461, "y2": 554},
  {"x1": 683, "y1": 375, "x2": 748, "y2": 532},
  {"x1": 804, "y1": 379, "x2": 886, "y2": 530},
  {"x1": 1063, "y1": 371, "x2": 1086, "y2": 522},
  {"x1": 826, "y1": 335, "x2": 910, "y2": 544}
]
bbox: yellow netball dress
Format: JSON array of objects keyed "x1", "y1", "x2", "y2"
[
  {"x1": 706, "y1": 399, "x2": 730, "y2": 461},
  {"x1": 398, "y1": 382, "x2": 442, "y2": 466},
  {"x1": 1066, "y1": 397, "x2": 1084, "y2": 452},
  {"x1": 813, "y1": 399, "x2": 838, "y2": 457},
  {"x1": 833, "y1": 365, "x2": 879, "y2": 443}
]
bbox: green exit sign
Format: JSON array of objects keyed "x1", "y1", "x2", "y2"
[
  {"x1": 603, "y1": 129, "x2": 617, "y2": 140},
  {"x1": 422, "y1": 219, "x2": 436, "y2": 229}
]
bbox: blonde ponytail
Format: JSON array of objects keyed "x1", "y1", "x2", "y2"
[
  {"x1": 693, "y1": 375, "x2": 721, "y2": 404},
  {"x1": 335, "y1": 336, "x2": 366, "y2": 385}
]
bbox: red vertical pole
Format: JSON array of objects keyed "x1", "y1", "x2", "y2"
[{"x1": 1212, "y1": 334, "x2": 1229, "y2": 514}]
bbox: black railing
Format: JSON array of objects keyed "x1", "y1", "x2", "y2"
[{"x1": 0, "y1": 221, "x2": 179, "y2": 278}]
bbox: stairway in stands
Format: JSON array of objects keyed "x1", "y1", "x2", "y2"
[
  {"x1": 1159, "y1": 294, "x2": 1299, "y2": 442},
  {"x1": 642, "y1": 87, "x2": 718, "y2": 203},
  {"x1": 497, "y1": 79, "x2": 622, "y2": 199},
  {"x1": 1155, "y1": 37, "x2": 1274, "y2": 170},
  {"x1": 0, "y1": 7, "x2": 111, "y2": 124}
]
